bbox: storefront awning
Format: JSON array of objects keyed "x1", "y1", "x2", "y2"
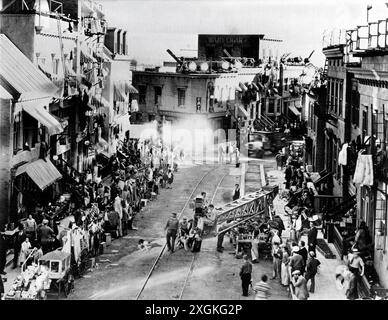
[
  {"x1": 289, "y1": 105, "x2": 301, "y2": 116},
  {"x1": 125, "y1": 81, "x2": 139, "y2": 94},
  {"x1": 0, "y1": 34, "x2": 58, "y2": 100},
  {"x1": 16, "y1": 159, "x2": 62, "y2": 190},
  {"x1": 17, "y1": 99, "x2": 64, "y2": 135}
]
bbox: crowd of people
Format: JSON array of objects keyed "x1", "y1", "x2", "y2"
[
  {"x1": 164, "y1": 190, "x2": 220, "y2": 254},
  {"x1": 1, "y1": 137, "x2": 178, "y2": 280}
]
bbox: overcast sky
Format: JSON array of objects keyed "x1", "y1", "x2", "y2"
[{"x1": 99, "y1": 0, "x2": 386, "y2": 66}]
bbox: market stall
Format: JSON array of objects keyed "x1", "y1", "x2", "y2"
[{"x1": 3, "y1": 264, "x2": 50, "y2": 300}]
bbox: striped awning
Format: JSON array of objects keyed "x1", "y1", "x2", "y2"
[
  {"x1": 0, "y1": 34, "x2": 58, "y2": 100},
  {"x1": 16, "y1": 159, "x2": 62, "y2": 190},
  {"x1": 125, "y1": 81, "x2": 139, "y2": 94},
  {"x1": 16, "y1": 98, "x2": 64, "y2": 135}
]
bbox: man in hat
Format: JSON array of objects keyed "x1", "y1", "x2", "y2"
[
  {"x1": 307, "y1": 221, "x2": 318, "y2": 253},
  {"x1": 165, "y1": 212, "x2": 179, "y2": 253},
  {"x1": 305, "y1": 251, "x2": 321, "y2": 293},
  {"x1": 348, "y1": 248, "x2": 365, "y2": 289},
  {"x1": 38, "y1": 219, "x2": 55, "y2": 254},
  {"x1": 289, "y1": 246, "x2": 305, "y2": 275},
  {"x1": 291, "y1": 270, "x2": 309, "y2": 300},
  {"x1": 239, "y1": 255, "x2": 252, "y2": 297}
]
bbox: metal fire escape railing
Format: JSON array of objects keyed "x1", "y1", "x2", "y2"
[{"x1": 215, "y1": 188, "x2": 278, "y2": 236}]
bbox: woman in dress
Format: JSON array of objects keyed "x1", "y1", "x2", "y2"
[{"x1": 281, "y1": 244, "x2": 291, "y2": 286}]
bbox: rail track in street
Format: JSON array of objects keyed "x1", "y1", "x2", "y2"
[{"x1": 135, "y1": 165, "x2": 227, "y2": 300}]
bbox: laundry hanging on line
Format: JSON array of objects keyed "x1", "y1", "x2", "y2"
[
  {"x1": 338, "y1": 143, "x2": 348, "y2": 166},
  {"x1": 353, "y1": 154, "x2": 374, "y2": 186}
]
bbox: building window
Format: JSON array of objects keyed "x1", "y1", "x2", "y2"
[
  {"x1": 362, "y1": 107, "x2": 368, "y2": 137},
  {"x1": 351, "y1": 87, "x2": 360, "y2": 126},
  {"x1": 330, "y1": 79, "x2": 334, "y2": 111},
  {"x1": 335, "y1": 80, "x2": 339, "y2": 114},
  {"x1": 154, "y1": 86, "x2": 162, "y2": 105},
  {"x1": 178, "y1": 88, "x2": 186, "y2": 107},
  {"x1": 375, "y1": 188, "x2": 388, "y2": 250},
  {"x1": 276, "y1": 99, "x2": 281, "y2": 114},
  {"x1": 268, "y1": 99, "x2": 275, "y2": 114},
  {"x1": 139, "y1": 85, "x2": 146, "y2": 104},
  {"x1": 339, "y1": 81, "x2": 343, "y2": 117}
]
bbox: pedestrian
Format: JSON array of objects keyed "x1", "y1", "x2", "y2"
[
  {"x1": 291, "y1": 270, "x2": 309, "y2": 300},
  {"x1": 167, "y1": 169, "x2": 174, "y2": 189},
  {"x1": 38, "y1": 219, "x2": 55, "y2": 254},
  {"x1": 297, "y1": 240, "x2": 308, "y2": 266},
  {"x1": 305, "y1": 251, "x2": 321, "y2": 293},
  {"x1": 232, "y1": 184, "x2": 240, "y2": 201},
  {"x1": 289, "y1": 246, "x2": 305, "y2": 275},
  {"x1": 217, "y1": 220, "x2": 232, "y2": 252},
  {"x1": 25, "y1": 214, "x2": 37, "y2": 246},
  {"x1": 239, "y1": 255, "x2": 252, "y2": 297},
  {"x1": 13, "y1": 223, "x2": 27, "y2": 269},
  {"x1": 307, "y1": 221, "x2": 318, "y2": 253},
  {"x1": 114, "y1": 195, "x2": 123, "y2": 237},
  {"x1": 280, "y1": 244, "x2": 290, "y2": 286},
  {"x1": 271, "y1": 242, "x2": 282, "y2": 280},
  {"x1": 165, "y1": 212, "x2": 179, "y2": 253},
  {"x1": 0, "y1": 230, "x2": 7, "y2": 275},
  {"x1": 19, "y1": 237, "x2": 32, "y2": 268},
  {"x1": 253, "y1": 274, "x2": 271, "y2": 300},
  {"x1": 347, "y1": 248, "x2": 365, "y2": 290}
]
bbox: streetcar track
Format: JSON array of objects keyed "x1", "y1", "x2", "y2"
[
  {"x1": 135, "y1": 165, "x2": 224, "y2": 300},
  {"x1": 178, "y1": 172, "x2": 227, "y2": 300}
]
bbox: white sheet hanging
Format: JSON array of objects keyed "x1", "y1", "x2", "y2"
[
  {"x1": 338, "y1": 143, "x2": 348, "y2": 166},
  {"x1": 353, "y1": 154, "x2": 374, "y2": 186}
]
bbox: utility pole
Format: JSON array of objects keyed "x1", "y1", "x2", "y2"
[{"x1": 367, "y1": 4, "x2": 372, "y2": 23}]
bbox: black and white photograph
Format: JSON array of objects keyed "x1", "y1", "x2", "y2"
[{"x1": 0, "y1": 0, "x2": 388, "y2": 307}]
